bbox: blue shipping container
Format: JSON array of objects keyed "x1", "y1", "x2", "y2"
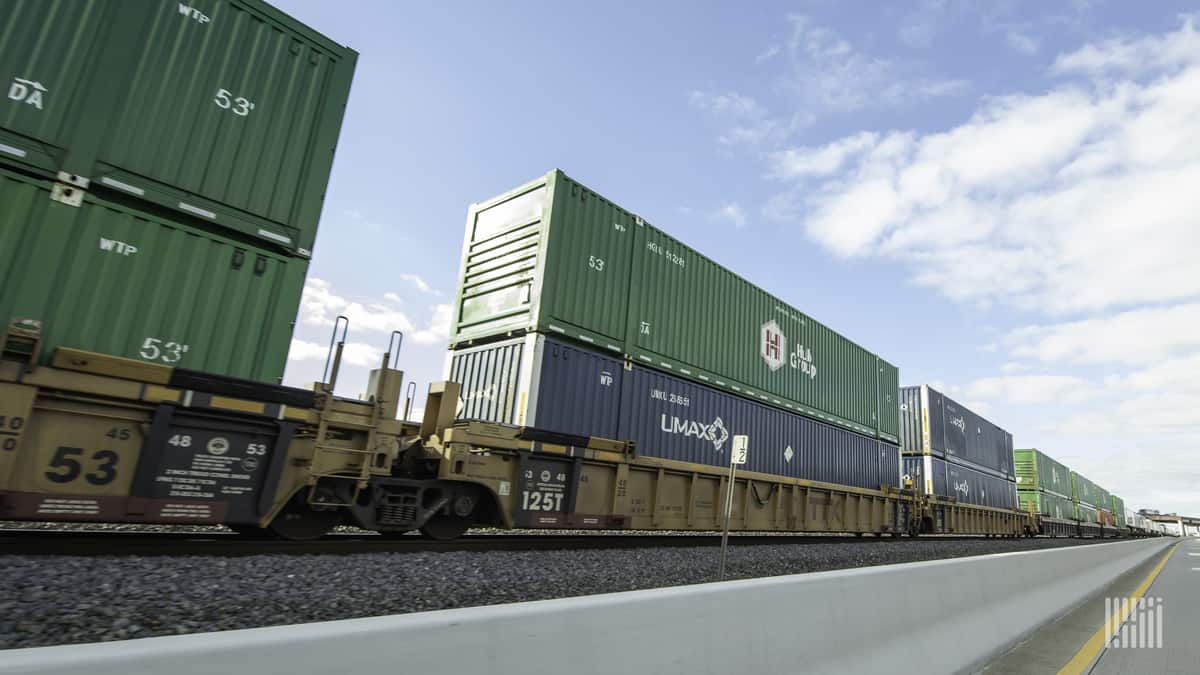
[
  {"x1": 899, "y1": 385, "x2": 1014, "y2": 479},
  {"x1": 904, "y1": 454, "x2": 1018, "y2": 510},
  {"x1": 447, "y1": 334, "x2": 901, "y2": 491}
]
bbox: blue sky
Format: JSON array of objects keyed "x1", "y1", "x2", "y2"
[{"x1": 274, "y1": 0, "x2": 1200, "y2": 516}]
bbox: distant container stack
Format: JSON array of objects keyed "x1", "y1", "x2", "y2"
[
  {"x1": 1111, "y1": 495, "x2": 1127, "y2": 528},
  {"x1": 898, "y1": 385, "x2": 1017, "y2": 509},
  {"x1": 1, "y1": 0, "x2": 357, "y2": 382},
  {"x1": 1071, "y1": 471, "x2": 1103, "y2": 523},
  {"x1": 446, "y1": 170, "x2": 901, "y2": 492},
  {"x1": 1014, "y1": 448, "x2": 1073, "y2": 520}
]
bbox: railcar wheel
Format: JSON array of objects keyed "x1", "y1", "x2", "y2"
[
  {"x1": 419, "y1": 515, "x2": 472, "y2": 540},
  {"x1": 267, "y1": 495, "x2": 342, "y2": 541}
]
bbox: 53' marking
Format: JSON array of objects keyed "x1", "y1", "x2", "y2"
[{"x1": 45, "y1": 447, "x2": 119, "y2": 486}]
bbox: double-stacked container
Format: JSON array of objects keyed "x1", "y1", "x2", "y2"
[
  {"x1": 447, "y1": 170, "x2": 902, "y2": 490},
  {"x1": 1, "y1": 0, "x2": 357, "y2": 381},
  {"x1": 1111, "y1": 495, "x2": 1127, "y2": 528},
  {"x1": 1071, "y1": 472, "x2": 1103, "y2": 523},
  {"x1": 1013, "y1": 448, "x2": 1073, "y2": 520},
  {"x1": 898, "y1": 385, "x2": 1017, "y2": 509}
]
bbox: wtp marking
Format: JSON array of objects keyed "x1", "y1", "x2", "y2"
[{"x1": 1105, "y1": 596, "x2": 1164, "y2": 649}]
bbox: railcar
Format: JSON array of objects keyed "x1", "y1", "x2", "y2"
[{"x1": 0, "y1": 320, "x2": 1034, "y2": 541}]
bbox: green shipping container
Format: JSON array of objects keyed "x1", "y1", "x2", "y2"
[
  {"x1": 1095, "y1": 484, "x2": 1112, "y2": 518},
  {"x1": 1074, "y1": 501, "x2": 1098, "y2": 523},
  {"x1": 0, "y1": 0, "x2": 356, "y2": 254},
  {"x1": 1111, "y1": 495, "x2": 1127, "y2": 527},
  {"x1": 1013, "y1": 448, "x2": 1072, "y2": 498},
  {"x1": 1071, "y1": 471, "x2": 1102, "y2": 509},
  {"x1": 0, "y1": 167, "x2": 303, "y2": 382},
  {"x1": 1018, "y1": 489, "x2": 1073, "y2": 520},
  {"x1": 450, "y1": 170, "x2": 900, "y2": 441}
]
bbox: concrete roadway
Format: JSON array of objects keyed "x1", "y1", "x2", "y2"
[{"x1": 983, "y1": 537, "x2": 1198, "y2": 674}]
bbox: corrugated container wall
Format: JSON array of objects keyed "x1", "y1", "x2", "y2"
[
  {"x1": 0, "y1": 167, "x2": 301, "y2": 381},
  {"x1": 1017, "y1": 489, "x2": 1073, "y2": 520},
  {"x1": 0, "y1": 0, "x2": 357, "y2": 254},
  {"x1": 1071, "y1": 472, "x2": 1101, "y2": 508},
  {"x1": 1013, "y1": 448, "x2": 1072, "y2": 498},
  {"x1": 904, "y1": 455, "x2": 1018, "y2": 510},
  {"x1": 1074, "y1": 501, "x2": 1098, "y2": 523},
  {"x1": 899, "y1": 385, "x2": 1013, "y2": 479},
  {"x1": 1111, "y1": 496, "x2": 1126, "y2": 527},
  {"x1": 450, "y1": 170, "x2": 900, "y2": 442},
  {"x1": 448, "y1": 335, "x2": 901, "y2": 492}
]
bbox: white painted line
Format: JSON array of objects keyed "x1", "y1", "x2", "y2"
[
  {"x1": 100, "y1": 176, "x2": 145, "y2": 196},
  {"x1": 0, "y1": 142, "x2": 27, "y2": 158},
  {"x1": 256, "y1": 228, "x2": 292, "y2": 245},
  {"x1": 178, "y1": 201, "x2": 217, "y2": 219}
]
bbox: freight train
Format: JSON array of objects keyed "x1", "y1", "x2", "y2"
[{"x1": 0, "y1": 1, "x2": 1157, "y2": 542}]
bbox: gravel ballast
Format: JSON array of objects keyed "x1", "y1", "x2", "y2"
[{"x1": 1, "y1": 537, "x2": 1106, "y2": 649}]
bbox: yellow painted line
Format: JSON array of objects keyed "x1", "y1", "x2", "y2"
[
  {"x1": 142, "y1": 385, "x2": 181, "y2": 403},
  {"x1": 1057, "y1": 542, "x2": 1179, "y2": 675},
  {"x1": 209, "y1": 395, "x2": 266, "y2": 415},
  {"x1": 283, "y1": 407, "x2": 311, "y2": 421}
]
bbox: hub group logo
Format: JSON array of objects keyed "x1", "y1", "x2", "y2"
[
  {"x1": 760, "y1": 320, "x2": 786, "y2": 371},
  {"x1": 760, "y1": 320, "x2": 818, "y2": 379}
]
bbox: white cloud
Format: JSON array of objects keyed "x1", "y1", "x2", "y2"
[
  {"x1": 1104, "y1": 352, "x2": 1200, "y2": 392},
  {"x1": 693, "y1": 15, "x2": 965, "y2": 148},
  {"x1": 1005, "y1": 31, "x2": 1039, "y2": 55},
  {"x1": 718, "y1": 203, "x2": 748, "y2": 229},
  {"x1": 1006, "y1": 304, "x2": 1200, "y2": 366},
  {"x1": 298, "y1": 278, "x2": 452, "y2": 343},
  {"x1": 769, "y1": 131, "x2": 879, "y2": 178},
  {"x1": 687, "y1": 90, "x2": 809, "y2": 146},
  {"x1": 679, "y1": 202, "x2": 752, "y2": 229},
  {"x1": 777, "y1": 14, "x2": 968, "y2": 112},
  {"x1": 399, "y1": 273, "x2": 440, "y2": 295},
  {"x1": 1051, "y1": 15, "x2": 1200, "y2": 76},
  {"x1": 288, "y1": 338, "x2": 382, "y2": 368},
  {"x1": 963, "y1": 374, "x2": 1096, "y2": 405},
  {"x1": 411, "y1": 304, "x2": 453, "y2": 346},
  {"x1": 768, "y1": 18, "x2": 1200, "y2": 315}
]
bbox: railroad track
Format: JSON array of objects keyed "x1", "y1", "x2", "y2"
[{"x1": 0, "y1": 528, "x2": 991, "y2": 556}]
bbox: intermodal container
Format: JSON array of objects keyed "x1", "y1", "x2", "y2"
[
  {"x1": 1074, "y1": 501, "x2": 1098, "y2": 523},
  {"x1": 1, "y1": 0, "x2": 356, "y2": 253},
  {"x1": 1018, "y1": 489, "x2": 1073, "y2": 520},
  {"x1": 1095, "y1": 485, "x2": 1112, "y2": 518},
  {"x1": 449, "y1": 170, "x2": 900, "y2": 441},
  {"x1": 0, "y1": 167, "x2": 302, "y2": 381},
  {"x1": 1013, "y1": 448, "x2": 1072, "y2": 498},
  {"x1": 899, "y1": 385, "x2": 1013, "y2": 479},
  {"x1": 1071, "y1": 471, "x2": 1101, "y2": 508},
  {"x1": 903, "y1": 455, "x2": 1018, "y2": 510},
  {"x1": 1111, "y1": 496, "x2": 1127, "y2": 527},
  {"x1": 448, "y1": 334, "x2": 901, "y2": 491}
]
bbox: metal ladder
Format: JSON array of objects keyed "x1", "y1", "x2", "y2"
[{"x1": 303, "y1": 318, "x2": 403, "y2": 507}]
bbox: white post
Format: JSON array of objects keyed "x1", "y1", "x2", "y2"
[{"x1": 719, "y1": 435, "x2": 749, "y2": 580}]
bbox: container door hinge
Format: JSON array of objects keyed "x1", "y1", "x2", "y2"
[{"x1": 50, "y1": 172, "x2": 90, "y2": 207}]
